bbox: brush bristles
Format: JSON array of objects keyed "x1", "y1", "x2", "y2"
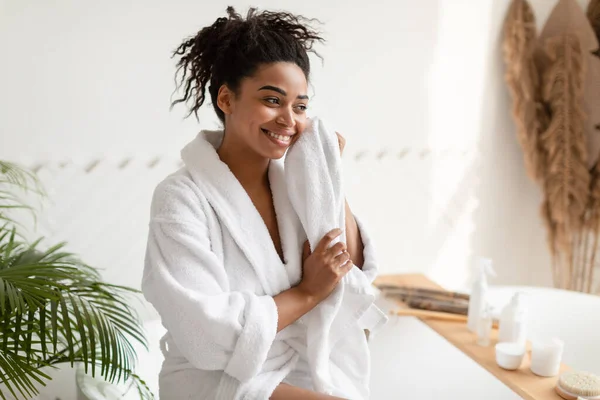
[{"x1": 559, "y1": 371, "x2": 600, "y2": 396}]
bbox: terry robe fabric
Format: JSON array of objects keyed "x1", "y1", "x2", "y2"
[{"x1": 142, "y1": 125, "x2": 383, "y2": 399}]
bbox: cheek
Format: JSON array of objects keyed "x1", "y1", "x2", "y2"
[
  {"x1": 295, "y1": 118, "x2": 307, "y2": 134},
  {"x1": 233, "y1": 105, "x2": 269, "y2": 132},
  {"x1": 249, "y1": 104, "x2": 278, "y2": 126}
]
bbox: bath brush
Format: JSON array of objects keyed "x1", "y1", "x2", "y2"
[{"x1": 555, "y1": 371, "x2": 600, "y2": 400}]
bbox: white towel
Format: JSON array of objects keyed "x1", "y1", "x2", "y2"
[{"x1": 285, "y1": 117, "x2": 388, "y2": 399}]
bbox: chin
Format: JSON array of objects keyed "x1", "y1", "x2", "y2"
[{"x1": 267, "y1": 149, "x2": 288, "y2": 160}]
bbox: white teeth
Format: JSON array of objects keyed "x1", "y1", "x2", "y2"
[{"x1": 264, "y1": 130, "x2": 291, "y2": 142}]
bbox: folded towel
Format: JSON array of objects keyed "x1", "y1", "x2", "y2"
[{"x1": 285, "y1": 117, "x2": 388, "y2": 399}]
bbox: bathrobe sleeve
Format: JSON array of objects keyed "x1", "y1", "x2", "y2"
[
  {"x1": 353, "y1": 215, "x2": 379, "y2": 283},
  {"x1": 142, "y1": 174, "x2": 278, "y2": 383}
]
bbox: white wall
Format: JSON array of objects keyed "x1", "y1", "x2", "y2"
[
  {"x1": 2, "y1": 0, "x2": 587, "y2": 312},
  {"x1": 3, "y1": 0, "x2": 591, "y2": 399}
]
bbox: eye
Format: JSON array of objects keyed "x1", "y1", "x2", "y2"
[
  {"x1": 295, "y1": 104, "x2": 308, "y2": 112},
  {"x1": 264, "y1": 97, "x2": 280, "y2": 105}
]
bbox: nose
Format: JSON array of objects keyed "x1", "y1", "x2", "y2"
[{"x1": 275, "y1": 106, "x2": 296, "y2": 128}]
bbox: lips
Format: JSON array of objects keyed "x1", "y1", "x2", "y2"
[{"x1": 261, "y1": 128, "x2": 294, "y2": 146}]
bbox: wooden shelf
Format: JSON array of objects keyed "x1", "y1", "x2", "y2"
[{"x1": 373, "y1": 274, "x2": 569, "y2": 400}]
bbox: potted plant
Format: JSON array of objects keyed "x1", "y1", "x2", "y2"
[{"x1": 0, "y1": 160, "x2": 153, "y2": 399}]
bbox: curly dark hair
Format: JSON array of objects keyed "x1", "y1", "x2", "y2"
[{"x1": 171, "y1": 6, "x2": 324, "y2": 122}]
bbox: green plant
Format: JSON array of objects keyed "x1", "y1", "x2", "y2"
[{"x1": 0, "y1": 161, "x2": 153, "y2": 399}]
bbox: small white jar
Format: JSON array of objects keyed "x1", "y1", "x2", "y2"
[
  {"x1": 530, "y1": 337, "x2": 564, "y2": 377},
  {"x1": 495, "y1": 342, "x2": 526, "y2": 370}
]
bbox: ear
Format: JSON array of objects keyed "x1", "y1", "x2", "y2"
[{"x1": 216, "y1": 85, "x2": 235, "y2": 115}]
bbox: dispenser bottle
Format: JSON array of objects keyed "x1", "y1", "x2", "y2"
[
  {"x1": 477, "y1": 303, "x2": 493, "y2": 346},
  {"x1": 498, "y1": 292, "x2": 528, "y2": 347},
  {"x1": 467, "y1": 258, "x2": 496, "y2": 333}
]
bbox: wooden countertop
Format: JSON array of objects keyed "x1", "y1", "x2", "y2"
[{"x1": 373, "y1": 274, "x2": 569, "y2": 400}]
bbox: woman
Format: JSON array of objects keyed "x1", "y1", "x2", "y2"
[{"x1": 142, "y1": 6, "x2": 379, "y2": 399}]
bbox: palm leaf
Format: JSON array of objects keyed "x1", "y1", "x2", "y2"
[
  {"x1": 0, "y1": 162, "x2": 153, "y2": 399},
  {"x1": 0, "y1": 232, "x2": 153, "y2": 399},
  {"x1": 0, "y1": 351, "x2": 51, "y2": 400},
  {"x1": 0, "y1": 161, "x2": 44, "y2": 233},
  {"x1": 0, "y1": 161, "x2": 43, "y2": 200}
]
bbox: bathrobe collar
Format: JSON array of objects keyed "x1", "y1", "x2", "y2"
[{"x1": 181, "y1": 130, "x2": 301, "y2": 295}]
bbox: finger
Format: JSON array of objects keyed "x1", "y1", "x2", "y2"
[
  {"x1": 333, "y1": 250, "x2": 351, "y2": 267},
  {"x1": 335, "y1": 132, "x2": 346, "y2": 152},
  {"x1": 315, "y1": 228, "x2": 343, "y2": 254},
  {"x1": 302, "y1": 240, "x2": 311, "y2": 261},
  {"x1": 326, "y1": 242, "x2": 347, "y2": 259},
  {"x1": 339, "y1": 258, "x2": 354, "y2": 276}
]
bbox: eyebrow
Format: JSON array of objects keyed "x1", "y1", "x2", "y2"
[{"x1": 258, "y1": 85, "x2": 309, "y2": 100}]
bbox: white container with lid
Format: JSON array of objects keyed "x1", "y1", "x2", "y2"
[{"x1": 495, "y1": 342, "x2": 526, "y2": 370}]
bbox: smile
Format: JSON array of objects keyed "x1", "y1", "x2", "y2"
[{"x1": 261, "y1": 128, "x2": 293, "y2": 145}]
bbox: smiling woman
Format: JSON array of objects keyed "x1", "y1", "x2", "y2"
[
  {"x1": 142, "y1": 6, "x2": 374, "y2": 400},
  {"x1": 215, "y1": 62, "x2": 311, "y2": 161},
  {"x1": 255, "y1": 82, "x2": 310, "y2": 148}
]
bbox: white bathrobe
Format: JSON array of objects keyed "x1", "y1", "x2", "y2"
[{"x1": 142, "y1": 128, "x2": 381, "y2": 399}]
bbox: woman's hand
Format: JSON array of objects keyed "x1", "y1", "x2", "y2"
[
  {"x1": 297, "y1": 229, "x2": 353, "y2": 303},
  {"x1": 335, "y1": 132, "x2": 345, "y2": 156}
]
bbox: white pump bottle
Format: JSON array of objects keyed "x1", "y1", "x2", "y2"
[
  {"x1": 467, "y1": 258, "x2": 496, "y2": 333},
  {"x1": 498, "y1": 292, "x2": 528, "y2": 347}
]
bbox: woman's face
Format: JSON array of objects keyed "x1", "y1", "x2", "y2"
[{"x1": 220, "y1": 62, "x2": 309, "y2": 160}]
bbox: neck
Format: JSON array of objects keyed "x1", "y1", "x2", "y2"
[{"x1": 217, "y1": 130, "x2": 270, "y2": 189}]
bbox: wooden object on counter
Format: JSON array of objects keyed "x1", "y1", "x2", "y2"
[
  {"x1": 389, "y1": 295, "x2": 469, "y2": 315},
  {"x1": 393, "y1": 308, "x2": 499, "y2": 328},
  {"x1": 374, "y1": 274, "x2": 570, "y2": 400},
  {"x1": 378, "y1": 284, "x2": 469, "y2": 315},
  {"x1": 375, "y1": 284, "x2": 470, "y2": 301}
]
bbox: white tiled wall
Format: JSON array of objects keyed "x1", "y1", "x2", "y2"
[
  {"x1": 13, "y1": 140, "x2": 548, "y2": 326},
  {"x1": 3, "y1": 0, "x2": 591, "y2": 324}
]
